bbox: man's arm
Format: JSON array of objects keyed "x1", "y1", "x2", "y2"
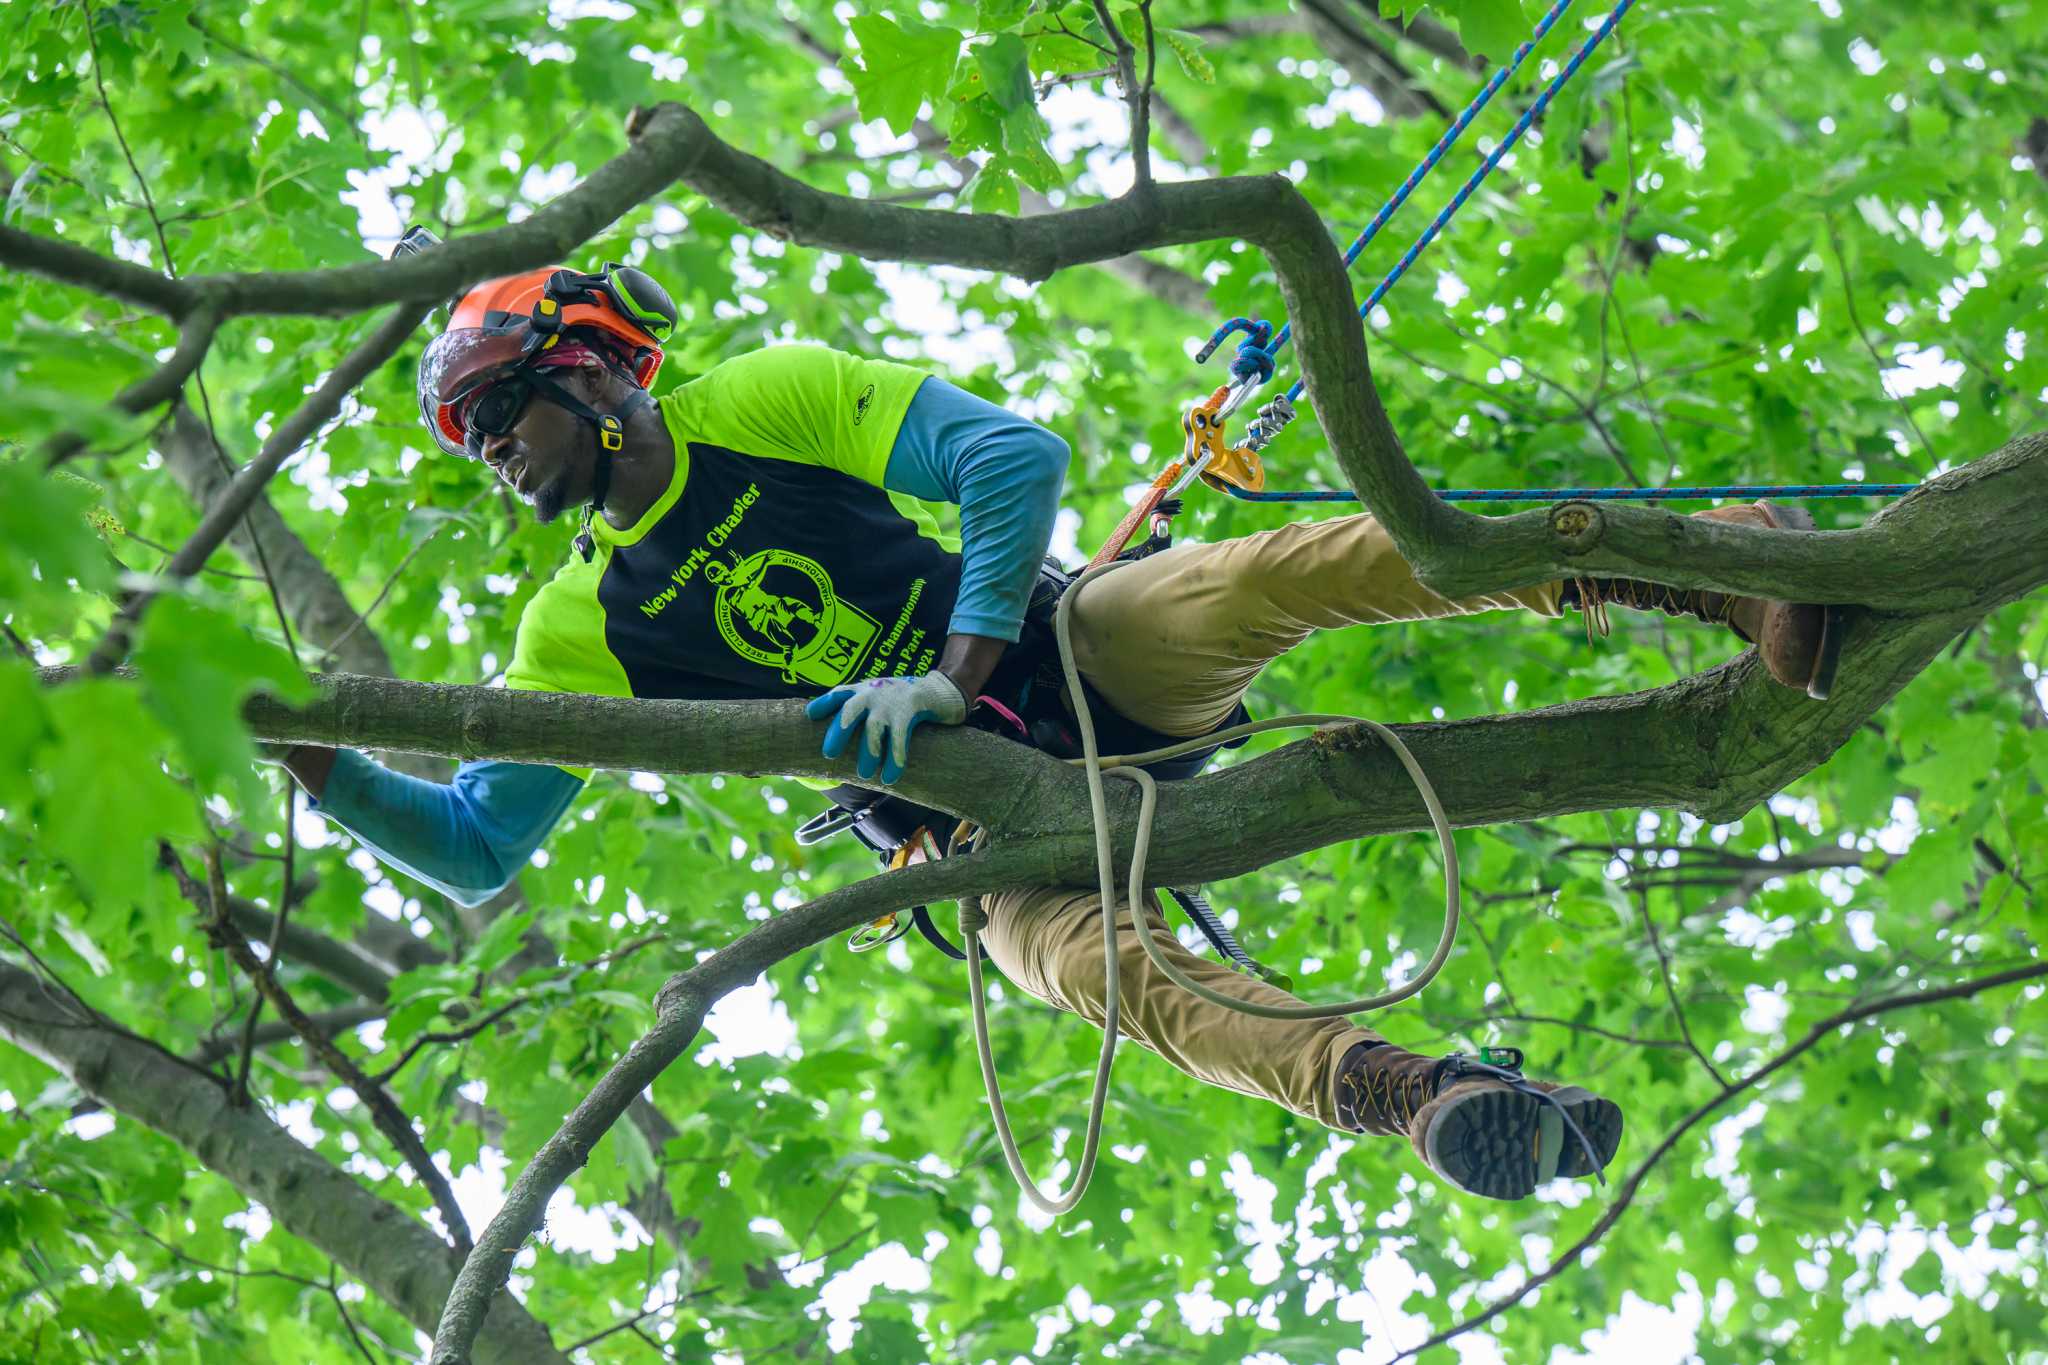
[
  {"x1": 280, "y1": 749, "x2": 584, "y2": 908},
  {"x1": 882, "y1": 376, "x2": 1069, "y2": 699}
]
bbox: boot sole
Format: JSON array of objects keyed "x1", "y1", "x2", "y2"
[
  {"x1": 1752, "y1": 502, "x2": 1844, "y2": 702},
  {"x1": 1423, "y1": 1085, "x2": 1624, "y2": 1200}
]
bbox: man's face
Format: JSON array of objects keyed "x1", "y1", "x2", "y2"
[{"x1": 470, "y1": 361, "x2": 606, "y2": 525}]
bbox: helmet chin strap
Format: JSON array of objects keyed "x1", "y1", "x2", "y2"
[{"x1": 518, "y1": 369, "x2": 651, "y2": 561}]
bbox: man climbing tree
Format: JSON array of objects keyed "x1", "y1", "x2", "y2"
[
  {"x1": 5, "y1": 1, "x2": 2045, "y2": 1361},
  {"x1": 270, "y1": 247, "x2": 1851, "y2": 1201}
]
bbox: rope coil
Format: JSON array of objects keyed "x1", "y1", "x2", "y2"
[{"x1": 958, "y1": 562, "x2": 1464, "y2": 1214}]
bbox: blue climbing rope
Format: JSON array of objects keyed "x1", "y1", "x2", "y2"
[
  {"x1": 1281, "y1": 0, "x2": 1637, "y2": 406},
  {"x1": 1191, "y1": 0, "x2": 1923, "y2": 507},
  {"x1": 1200, "y1": 0, "x2": 1578, "y2": 388},
  {"x1": 1220, "y1": 483, "x2": 1923, "y2": 504}
]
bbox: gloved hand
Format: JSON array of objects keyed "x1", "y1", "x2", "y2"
[{"x1": 806, "y1": 671, "x2": 968, "y2": 784}]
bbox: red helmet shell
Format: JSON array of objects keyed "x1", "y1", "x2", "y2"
[{"x1": 416, "y1": 267, "x2": 665, "y2": 456}]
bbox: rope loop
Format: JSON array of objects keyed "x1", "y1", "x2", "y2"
[{"x1": 1230, "y1": 339, "x2": 1277, "y2": 386}]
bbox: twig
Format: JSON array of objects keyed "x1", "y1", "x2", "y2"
[
  {"x1": 317, "y1": 487, "x2": 491, "y2": 666},
  {"x1": 81, "y1": 13, "x2": 309, "y2": 683},
  {"x1": 1034, "y1": 65, "x2": 1117, "y2": 96},
  {"x1": 9, "y1": 1180, "x2": 381, "y2": 1364},
  {"x1": 39, "y1": 308, "x2": 221, "y2": 467},
  {"x1": 1636, "y1": 887, "x2": 1730, "y2": 1088},
  {"x1": 370, "y1": 995, "x2": 532, "y2": 1085},
  {"x1": 185, "y1": 14, "x2": 369, "y2": 148},
  {"x1": 325, "y1": 1264, "x2": 379, "y2": 1365},
  {"x1": 232, "y1": 786, "x2": 299, "y2": 1100},
  {"x1": 168, "y1": 842, "x2": 476, "y2": 1257},
  {"x1": 0, "y1": 913, "x2": 232, "y2": 1095},
  {"x1": 192, "y1": 1003, "x2": 384, "y2": 1067},
  {"x1": 1825, "y1": 213, "x2": 1936, "y2": 464},
  {"x1": 1090, "y1": 0, "x2": 1152, "y2": 191},
  {"x1": 1393, "y1": 960, "x2": 2048, "y2": 1360},
  {"x1": 86, "y1": 301, "x2": 430, "y2": 673}
]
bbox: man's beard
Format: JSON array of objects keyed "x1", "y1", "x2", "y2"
[{"x1": 530, "y1": 466, "x2": 575, "y2": 525}]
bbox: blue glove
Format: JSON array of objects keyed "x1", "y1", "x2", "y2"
[{"x1": 806, "y1": 672, "x2": 968, "y2": 784}]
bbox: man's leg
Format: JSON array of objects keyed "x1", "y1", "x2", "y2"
[
  {"x1": 1068, "y1": 502, "x2": 1843, "y2": 729},
  {"x1": 976, "y1": 884, "x2": 1374, "y2": 1129},
  {"x1": 977, "y1": 883, "x2": 1625, "y2": 1200},
  {"x1": 1066, "y1": 513, "x2": 1563, "y2": 738}
]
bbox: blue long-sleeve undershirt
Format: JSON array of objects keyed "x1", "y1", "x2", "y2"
[{"x1": 313, "y1": 375, "x2": 1067, "y2": 906}]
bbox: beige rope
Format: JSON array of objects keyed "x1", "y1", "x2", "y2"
[{"x1": 959, "y1": 561, "x2": 1462, "y2": 1214}]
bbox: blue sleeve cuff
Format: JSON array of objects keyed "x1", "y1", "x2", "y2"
[{"x1": 311, "y1": 751, "x2": 583, "y2": 908}]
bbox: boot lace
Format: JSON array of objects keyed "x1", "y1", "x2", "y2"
[
  {"x1": 1570, "y1": 577, "x2": 1734, "y2": 646},
  {"x1": 1339, "y1": 1055, "x2": 1438, "y2": 1134}
]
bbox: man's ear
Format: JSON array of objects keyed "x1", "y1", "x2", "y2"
[{"x1": 573, "y1": 356, "x2": 612, "y2": 399}]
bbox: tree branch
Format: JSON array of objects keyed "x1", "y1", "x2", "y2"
[
  {"x1": 0, "y1": 960, "x2": 570, "y2": 1365},
  {"x1": 169, "y1": 843, "x2": 477, "y2": 1258},
  {"x1": 1393, "y1": 960, "x2": 2048, "y2": 1360},
  {"x1": 39, "y1": 308, "x2": 221, "y2": 468},
  {"x1": 86, "y1": 301, "x2": 430, "y2": 672},
  {"x1": 1089, "y1": 0, "x2": 1153, "y2": 191},
  {"x1": 1637, "y1": 889, "x2": 1729, "y2": 1088},
  {"x1": 425, "y1": 859, "x2": 983, "y2": 1363}
]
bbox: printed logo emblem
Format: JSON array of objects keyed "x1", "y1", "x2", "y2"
[
  {"x1": 704, "y1": 548, "x2": 878, "y2": 685},
  {"x1": 853, "y1": 382, "x2": 876, "y2": 426}
]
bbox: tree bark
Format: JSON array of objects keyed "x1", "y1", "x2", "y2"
[{"x1": 0, "y1": 961, "x2": 570, "y2": 1365}]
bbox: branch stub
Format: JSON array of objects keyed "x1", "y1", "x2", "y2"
[{"x1": 1548, "y1": 500, "x2": 1606, "y2": 556}]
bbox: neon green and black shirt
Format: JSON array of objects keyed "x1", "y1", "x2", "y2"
[{"x1": 505, "y1": 345, "x2": 962, "y2": 728}]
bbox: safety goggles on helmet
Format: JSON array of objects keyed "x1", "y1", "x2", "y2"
[
  {"x1": 534, "y1": 264, "x2": 678, "y2": 346},
  {"x1": 411, "y1": 232, "x2": 672, "y2": 460}
]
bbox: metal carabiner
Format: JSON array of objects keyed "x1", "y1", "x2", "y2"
[{"x1": 1178, "y1": 383, "x2": 1267, "y2": 495}]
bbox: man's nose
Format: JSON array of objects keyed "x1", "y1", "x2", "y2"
[{"x1": 478, "y1": 432, "x2": 514, "y2": 469}]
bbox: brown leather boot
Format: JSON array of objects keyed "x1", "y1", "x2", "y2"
[
  {"x1": 1560, "y1": 500, "x2": 1844, "y2": 700},
  {"x1": 1334, "y1": 1043, "x2": 1624, "y2": 1201}
]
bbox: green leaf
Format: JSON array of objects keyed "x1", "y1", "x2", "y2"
[
  {"x1": 1446, "y1": 0, "x2": 1535, "y2": 65},
  {"x1": 131, "y1": 594, "x2": 310, "y2": 799},
  {"x1": 844, "y1": 15, "x2": 963, "y2": 136},
  {"x1": 967, "y1": 160, "x2": 1021, "y2": 215},
  {"x1": 974, "y1": 0, "x2": 1034, "y2": 32},
  {"x1": 1163, "y1": 30, "x2": 1215, "y2": 84},
  {"x1": 468, "y1": 908, "x2": 536, "y2": 975},
  {"x1": 34, "y1": 682, "x2": 201, "y2": 905},
  {"x1": 1900, "y1": 1248, "x2": 1944, "y2": 1296},
  {"x1": 973, "y1": 33, "x2": 1033, "y2": 111}
]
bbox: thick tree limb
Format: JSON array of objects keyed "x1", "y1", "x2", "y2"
[
  {"x1": 34, "y1": 609, "x2": 2000, "y2": 898},
  {"x1": 15, "y1": 96, "x2": 1985, "y2": 617},
  {"x1": 0, "y1": 961, "x2": 570, "y2": 1365},
  {"x1": 1393, "y1": 960, "x2": 2048, "y2": 1360}
]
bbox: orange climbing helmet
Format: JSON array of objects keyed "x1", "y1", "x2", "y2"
[{"x1": 412, "y1": 239, "x2": 675, "y2": 457}]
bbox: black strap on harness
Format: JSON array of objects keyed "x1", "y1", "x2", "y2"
[{"x1": 798, "y1": 545, "x2": 1282, "y2": 978}]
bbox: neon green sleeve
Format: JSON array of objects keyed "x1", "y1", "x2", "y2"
[{"x1": 672, "y1": 344, "x2": 929, "y2": 488}]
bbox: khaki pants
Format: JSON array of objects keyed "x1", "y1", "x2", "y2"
[{"x1": 977, "y1": 514, "x2": 1561, "y2": 1130}]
